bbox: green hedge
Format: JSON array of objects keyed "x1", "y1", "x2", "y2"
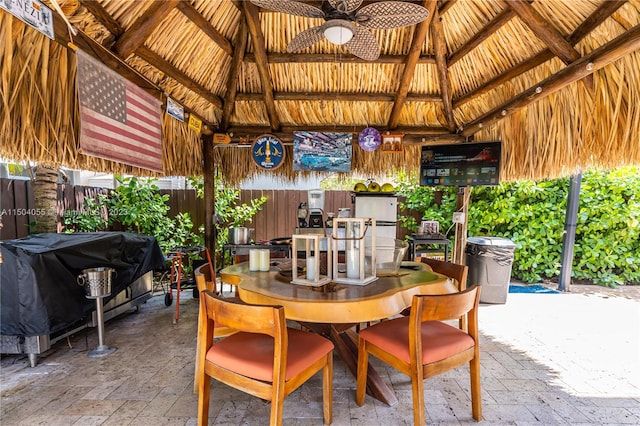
[{"x1": 398, "y1": 166, "x2": 640, "y2": 287}]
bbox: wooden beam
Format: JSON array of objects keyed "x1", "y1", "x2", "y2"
[
  {"x1": 225, "y1": 125, "x2": 462, "y2": 144},
  {"x1": 135, "y1": 45, "x2": 223, "y2": 109},
  {"x1": 438, "y1": 0, "x2": 457, "y2": 16},
  {"x1": 431, "y1": 9, "x2": 456, "y2": 132},
  {"x1": 243, "y1": 52, "x2": 436, "y2": 64},
  {"x1": 176, "y1": 0, "x2": 233, "y2": 56},
  {"x1": 220, "y1": 20, "x2": 248, "y2": 130},
  {"x1": 568, "y1": 0, "x2": 627, "y2": 44},
  {"x1": 243, "y1": 1, "x2": 280, "y2": 131},
  {"x1": 453, "y1": 0, "x2": 625, "y2": 108},
  {"x1": 236, "y1": 92, "x2": 442, "y2": 102},
  {"x1": 79, "y1": 0, "x2": 123, "y2": 37},
  {"x1": 460, "y1": 24, "x2": 640, "y2": 136},
  {"x1": 449, "y1": 8, "x2": 516, "y2": 65},
  {"x1": 113, "y1": 0, "x2": 180, "y2": 59},
  {"x1": 507, "y1": 0, "x2": 581, "y2": 65},
  {"x1": 387, "y1": 0, "x2": 437, "y2": 129},
  {"x1": 52, "y1": 14, "x2": 158, "y2": 95}
]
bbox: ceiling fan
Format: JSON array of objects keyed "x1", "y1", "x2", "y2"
[{"x1": 249, "y1": 0, "x2": 430, "y2": 61}]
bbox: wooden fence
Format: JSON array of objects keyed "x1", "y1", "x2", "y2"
[{"x1": 1, "y1": 179, "x2": 415, "y2": 242}]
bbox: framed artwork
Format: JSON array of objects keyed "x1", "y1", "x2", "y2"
[{"x1": 293, "y1": 131, "x2": 352, "y2": 172}]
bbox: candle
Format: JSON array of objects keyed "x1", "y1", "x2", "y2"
[
  {"x1": 258, "y1": 249, "x2": 270, "y2": 271},
  {"x1": 249, "y1": 249, "x2": 260, "y2": 271},
  {"x1": 346, "y1": 248, "x2": 360, "y2": 279},
  {"x1": 306, "y1": 256, "x2": 316, "y2": 281}
]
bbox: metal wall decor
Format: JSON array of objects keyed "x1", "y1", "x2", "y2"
[
  {"x1": 358, "y1": 127, "x2": 381, "y2": 151},
  {"x1": 251, "y1": 134, "x2": 286, "y2": 170}
]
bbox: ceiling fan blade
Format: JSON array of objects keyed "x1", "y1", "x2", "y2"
[
  {"x1": 249, "y1": 0, "x2": 324, "y2": 18},
  {"x1": 356, "y1": 1, "x2": 430, "y2": 29},
  {"x1": 287, "y1": 26, "x2": 325, "y2": 52},
  {"x1": 328, "y1": 0, "x2": 363, "y2": 13},
  {"x1": 345, "y1": 26, "x2": 380, "y2": 61}
]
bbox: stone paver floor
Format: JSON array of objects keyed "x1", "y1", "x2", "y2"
[{"x1": 2, "y1": 284, "x2": 639, "y2": 425}]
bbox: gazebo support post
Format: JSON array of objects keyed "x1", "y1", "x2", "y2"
[
  {"x1": 452, "y1": 186, "x2": 470, "y2": 265},
  {"x1": 558, "y1": 172, "x2": 582, "y2": 292},
  {"x1": 202, "y1": 135, "x2": 216, "y2": 268}
]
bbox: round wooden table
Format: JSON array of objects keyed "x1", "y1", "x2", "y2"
[{"x1": 219, "y1": 260, "x2": 455, "y2": 406}]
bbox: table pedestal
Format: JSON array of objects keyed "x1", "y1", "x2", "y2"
[{"x1": 299, "y1": 322, "x2": 399, "y2": 406}]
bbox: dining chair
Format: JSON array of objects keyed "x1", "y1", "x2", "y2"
[
  {"x1": 196, "y1": 291, "x2": 334, "y2": 426},
  {"x1": 356, "y1": 285, "x2": 482, "y2": 426}
]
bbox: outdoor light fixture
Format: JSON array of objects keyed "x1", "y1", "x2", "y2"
[
  {"x1": 332, "y1": 217, "x2": 377, "y2": 286},
  {"x1": 291, "y1": 234, "x2": 332, "y2": 286},
  {"x1": 323, "y1": 20, "x2": 354, "y2": 45}
]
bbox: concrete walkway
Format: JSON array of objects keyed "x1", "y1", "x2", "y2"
[{"x1": 1, "y1": 284, "x2": 639, "y2": 425}]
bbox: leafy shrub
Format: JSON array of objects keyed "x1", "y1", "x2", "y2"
[
  {"x1": 397, "y1": 167, "x2": 640, "y2": 287},
  {"x1": 63, "y1": 176, "x2": 200, "y2": 254},
  {"x1": 188, "y1": 174, "x2": 267, "y2": 261}
]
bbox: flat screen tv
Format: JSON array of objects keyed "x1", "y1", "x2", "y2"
[{"x1": 420, "y1": 141, "x2": 501, "y2": 187}]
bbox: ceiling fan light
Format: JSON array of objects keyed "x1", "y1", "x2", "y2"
[{"x1": 324, "y1": 22, "x2": 354, "y2": 45}]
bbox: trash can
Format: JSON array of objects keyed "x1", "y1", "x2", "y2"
[{"x1": 465, "y1": 237, "x2": 516, "y2": 304}]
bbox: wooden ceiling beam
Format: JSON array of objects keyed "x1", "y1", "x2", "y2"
[
  {"x1": 113, "y1": 0, "x2": 180, "y2": 59},
  {"x1": 135, "y1": 45, "x2": 223, "y2": 109},
  {"x1": 431, "y1": 9, "x2": 456, "y2": 132},
  {"x1": 176, "y1": 0, "x2": 233, "y2": 56},
  {"x1": 79, "y1": 0, "x2": 123, "y2": 37},
  {"x1": 243, "y1": 52, "x2": 436, "y2": 64},
  {"x1": 225, "y1": 126, "x2": 463, "y2": 144},
  {"x1": 460, "y1": 23, "x2": 640, "y2": 137},
  {"x1": 236, "y1": 92, "x2": 442, "y2": 102},
  {"x1": 220, "y1": 20, "x2": 248, "y2": 130},
  {"x1": 387, "y1": 0, "x2": 437, "y2": 129},
  {"x1": 438, "y1": 0, "x2": 457, "y2": 16},
  {"x1": 243, "y1": 1, "x2": 280, "y2": 131},
  {"x1": 506, "y1": 0, "x2": 594, "y2": 91},
  {"x1": 449, "y1": 8, "x2": 516, "y2": 66},
  {"x1": 507, "y1": 0, "x2": 581, "y2": 65},
  {"x1": 568, "y1": 0, "x2": 628, "y2": 44},
  {"x1": 453, "y1": 0, "x2": 625, "y2": 108}
]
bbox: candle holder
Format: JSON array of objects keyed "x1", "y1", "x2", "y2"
[
  {"x1": 291, "y1": 234, "x2": 332, "y2": 287},
  {"x1": 331, "y1": 217, "x2": 377, "y2": 285}
]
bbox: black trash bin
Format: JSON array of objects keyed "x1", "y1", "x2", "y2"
[{"x1": 465, "y1": 237, "x2": 516, "y2": 304}]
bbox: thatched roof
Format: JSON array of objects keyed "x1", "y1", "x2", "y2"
[{"x1": 1, "y1": 0, "x2": 639, "y2": 185}]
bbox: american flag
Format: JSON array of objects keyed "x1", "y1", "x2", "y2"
[{"x1": 76, "y1": 50, "x2": 163, "y2": 172}]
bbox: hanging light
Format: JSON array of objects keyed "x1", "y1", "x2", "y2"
[{"x1": 323, "y1": 20, "x2": 354, "y2": 45}]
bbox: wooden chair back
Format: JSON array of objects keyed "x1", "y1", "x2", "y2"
[{"x1": 420, "y1": 257, "x2": 468, "y2": 291}]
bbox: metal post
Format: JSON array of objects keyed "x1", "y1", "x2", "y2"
[
  {"x1": 558, "y1": 172, "x2": 582, "y2": 292},
  {"x1": 88, "y1": 296, "x2": 117, "y2": 357}
]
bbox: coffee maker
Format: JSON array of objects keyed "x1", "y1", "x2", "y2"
[{"x1": 307, "y1": 189, "x2": 325, "y2": 228}]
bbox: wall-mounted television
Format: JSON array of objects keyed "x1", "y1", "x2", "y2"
[{"x1": 420, "y1": 141, "x2": 502, "y2": 187}]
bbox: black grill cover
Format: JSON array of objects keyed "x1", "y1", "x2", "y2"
[{"x1": 1, "y1": 232, "x2": 165, "y2": 337}]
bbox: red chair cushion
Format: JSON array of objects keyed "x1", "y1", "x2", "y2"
[
  {"x1": 359, "y1": 317, "x2": 474, "y2": 365},
  {"x1": 206, "y1": 328, "x2": 333, "y2": 382}
]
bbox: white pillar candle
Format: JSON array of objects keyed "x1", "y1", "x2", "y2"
[
  {"x1": 249, "y1": 249, "x2": 260, "y2": 271},
  {"x1": 306, "y1": 256, "x2": 316, "y2": 280},
  {"x1": 346, "y1": 248, "x2": 360, "y2": 279},
  {"x1": 258, "y1": 249, "x2": 270, "y2": 271}
]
